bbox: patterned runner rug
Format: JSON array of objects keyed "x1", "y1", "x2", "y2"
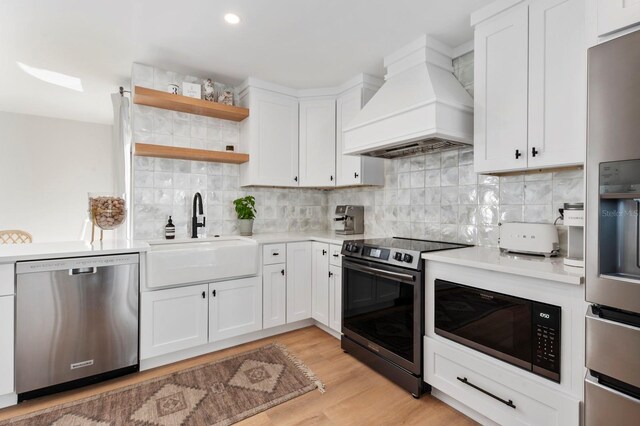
[{"x1": 1, "y1": 343, "x2": 324, "y2": 426}]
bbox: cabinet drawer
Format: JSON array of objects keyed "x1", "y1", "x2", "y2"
[
  {"x1": 425, "y1": 337, "x2": 579, "y2": 426},
  {"x1": 0, "y1": 264, "x2": 14, "y2": 296},
  {"x1": 329, "y1": 244, "x2": 342, "y2": 267},
  {"x1": 263, "y1": 244, "x2": 286, "y2": 265}
]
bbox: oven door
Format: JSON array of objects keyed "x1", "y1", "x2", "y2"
[
  {"x1": 342, "y1": 258, "x2": 422, "y2": 375},
  {"x1": 434, "y1": 279, "x2": 532, "y2": 371}
]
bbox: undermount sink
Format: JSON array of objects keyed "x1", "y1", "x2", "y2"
[{"x1": 146, "y1": 237, "x2": 259, "y2": 288}]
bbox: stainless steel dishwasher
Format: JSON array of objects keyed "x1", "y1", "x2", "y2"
[{"x1": 15, "y1": 254, "x2": 139, "y2": 401}]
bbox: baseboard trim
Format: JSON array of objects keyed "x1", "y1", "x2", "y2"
[
  {"x1": 312, "y1": 321, "x2": 341, "y2": 340},
  {"x1": 140, "y1": 319, "x2": 315, "y2": 370},
  {"x1": 0, "y1": 393, "x2": 17, "y2": 409}
]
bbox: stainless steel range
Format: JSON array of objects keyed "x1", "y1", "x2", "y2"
[{"x1": 340, "y1": 237, "x2": 468, "y2": 397}]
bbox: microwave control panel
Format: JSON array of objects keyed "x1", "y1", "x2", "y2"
[{"x1": 532, "y1": 302, "x2": 561, "y2": 382}]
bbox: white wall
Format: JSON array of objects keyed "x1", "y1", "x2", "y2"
[{"x1": 0, "y1": 111, "x2": 114, "y2": 242}]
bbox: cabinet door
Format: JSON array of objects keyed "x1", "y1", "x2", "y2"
[
  {"x1": 329, "y1": 265, "x2": 342, "y2": 333},
  {"x1": 244, "y1": 89, "x2": 299, "y2": 186},
  {"x1": 528, "y1": 0, "x2": 586, "y2": 169},
  {"x1": 474, "y1": 2, "x2": 529, "y2": 173},
  {"x1": 336, "y1": 88, "x2": 363, "y2": 186},
  {"x1": 209, "y1": 276, "x2": 262, "y2": 342},
  {"x1": 0, "y1": 296, "x2": 14, "y2": 395},
  {"x1": 299, "y1": 98, "x2": 336, "y2": 187},
  {"x1": 311, "y1": 242, "x2": 330, "y2": 326},
  {"x1": 286, "y1": 242, "x2": 312, "y2": 323},
  {"x1": 263, "y1": 264, "x2": 286, "y2": 329},
  {"x1": 597, "y1": 0, "x2": 640, "y2": 37},
  {"x1": 141, "y1": 284, "x2": 208, "y2": 359}
]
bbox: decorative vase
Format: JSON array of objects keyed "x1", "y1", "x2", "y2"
[{"x1": 238, "y1": 219, "x2": 254, "y2": 236}]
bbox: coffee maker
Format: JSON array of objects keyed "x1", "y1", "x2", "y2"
[{"x1": 333, "y1": 205, "x2": 364, "y2": 235}]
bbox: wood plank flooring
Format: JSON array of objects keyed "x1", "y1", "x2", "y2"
[{"x1": 0, "y1": 326, "x2": 476, "y2": 425}]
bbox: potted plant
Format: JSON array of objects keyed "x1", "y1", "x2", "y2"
[{"x1": 233, "y1": 195, "x2": 257, "y2": 236}]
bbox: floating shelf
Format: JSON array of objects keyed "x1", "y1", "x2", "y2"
[
  {"x1": 133, "y1": 86, "x2": 249, "y2": 122},
  {"x1": 134, "y1": 143, "x2": 249, "y2": 164}
]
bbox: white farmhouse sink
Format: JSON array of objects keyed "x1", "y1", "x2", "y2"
[{"x1": 146, "y1": 237, "x2": 259, "y2": 288}]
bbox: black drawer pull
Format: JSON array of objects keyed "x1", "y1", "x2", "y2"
[
  {"x1": 272, "y1": 252, "x2": 279, "y2": 256},
  {"x1": 332, "y1": 253, "x2": 339, "y2": 258},
  {"x1": 457, "y1": 377, "x2": 516, "y2": 409}
]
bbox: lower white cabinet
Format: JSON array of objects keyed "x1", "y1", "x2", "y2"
[
  {"x1": 311, "y1": 242, "x2": 330, "y2": 326},
  {"x1": 141, "y1": 284, "x2": 209, "y2": 359},
  {"x1": 286, "y1": 242, "x2": 312, "y2": 323},
  {"x1": 263, "y1": 264, "x2": 287, "y2": 329},
  {"x1": 209, "y1": 277, "x2": 262, "y2": 342},
  {"x1": 0, "y1": 295, "x2": 14, "y2": 395},
  {"x1": 328, "y1": 265, "x2": 342, "y2": 333}
]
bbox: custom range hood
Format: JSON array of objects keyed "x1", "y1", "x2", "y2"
[{"x1": 343, "y1": 35, "x2": 474, "y2": 159}]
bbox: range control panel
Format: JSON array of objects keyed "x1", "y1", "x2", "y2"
[
  {"x1": 532, "y1": 302, "x2": 561, "y2": 382},
  {"x1": 341, "y1": 242, "x2": 421, "y2": 270}
]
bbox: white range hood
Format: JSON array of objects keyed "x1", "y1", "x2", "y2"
[{"x1": 343, "y1": 35, "x2": 474, "y2": 159}]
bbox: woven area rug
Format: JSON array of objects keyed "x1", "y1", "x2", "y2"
[{"x1": 1, "y1": 343, "x2": 324, "y2": 426}]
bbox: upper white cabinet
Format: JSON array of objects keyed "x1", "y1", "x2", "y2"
[
  {"x1": 597, "y1": 0, "x2": 640, "y2": 37},
  {"x1": 239, "y1": 82, "x2": 299, "y2": 187},
  {"x1": 311, "y1": 242, "x2": 330, "y2": 326},
  {"x1": 474, "y1": 3, "x2": 529, "y2": 173},
  {"x1": 299, "y1": 98, "x2": 336, "y2": 187},
  {"x1": 336, "y1": 86, "x2": 385, "y2": 187},
  {"x1": 0, "y1": 295, "x2": 14, "y2": 396},
  {"x1": 286, "y1": 242, "x2": 313, "y2": 323},
  {"x1": 141, "y1": 284, "x2": 209, "y2": 359},
  {"x1": 209, "y1": 277, "x2": 262, "y2": 342},
  {"x1": 473, "y1": 0, "x2": 586, "y2": 174}
]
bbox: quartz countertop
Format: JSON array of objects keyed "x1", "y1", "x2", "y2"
[
  {"x1": 422, "y1": 246, "x2": 584, "y2": 285},
  {"x1": 0, "y1": 240, "x2": 149, "y2": 263},
  {"x1": 246, "y1": 232, "x2": 382, "y2": 245}
]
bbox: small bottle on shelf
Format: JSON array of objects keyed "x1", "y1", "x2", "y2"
[{"x1": 165, "y1": 216, "x2": 176, "y2": 239}]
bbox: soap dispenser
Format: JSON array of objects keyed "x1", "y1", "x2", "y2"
[{"x1": 165, "y1": 216, "x2": 176, "y2": 239}]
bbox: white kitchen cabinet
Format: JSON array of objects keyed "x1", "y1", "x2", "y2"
[
  {"x1": 473, "y1": 0, "x2": 586, "y2": 174},
  {"x1": 239, "y1": 82, "x2": 299, "y2": 187},
  {"x1": 209, "y1": 276, "x2": 262, "y2": 342},
  {"x1": 328, "y1": 265, "x2": 342, "y2": 333},
  {"x1": 0, "y1": 264, "x2": 14, "y2": 296},
  {"x1": 286, "y1": 242, "x2": 312, "y2": 323},
  {"x1": 263, "y1": 264, "x2": 287, "y2": 329},
  {"x1": 141, "y1": 284, "x2": 209, "y2": 359},
  {"x1": 597, "y1": 0, "x2": 640, "y2": 37},
  {"x1": 0, "y1": 296, "x2": 14, "y2": 396},
  {"x1": 299, "y1": 98, "x2": 336, "y2": 187},
  {"x1": 528, "y1": 0, "x2": 586, "y2": 169},
  {"x1": 474, "y1": 2, "x2": 529, "y2": 173},
  {"x1": 311, "y1": 242, "x2": 330, "y2": 326},
  {"x1": 336, "y1": 86, "x2": 384, "y2": 187}
]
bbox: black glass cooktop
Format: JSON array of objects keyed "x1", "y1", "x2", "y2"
[{"x1": 358, "y1": 237, "x2": 469, "y2": 253}]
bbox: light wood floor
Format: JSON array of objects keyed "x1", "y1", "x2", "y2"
[{"x1": 0, "y1": 326, "x2": 476, "y2": 425}]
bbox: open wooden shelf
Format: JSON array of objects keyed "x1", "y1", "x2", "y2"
[
  {"x1": 134, "y1": 143, "x2": 249, "y2": 164},
  {"x1": 133, "y1": 86, "x2": 249, "y2": 122}
]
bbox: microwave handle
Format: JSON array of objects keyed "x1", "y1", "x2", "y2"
[{"x1": 345, "y1": 262, "x2": 416, "y2": 282}]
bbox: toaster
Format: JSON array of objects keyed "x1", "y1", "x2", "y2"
[{"x1": 498, "y1": 222, "x2": 560, "y2": 257}]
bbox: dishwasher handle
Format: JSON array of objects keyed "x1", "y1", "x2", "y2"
[{"x1": 69, "y1": 267, "x2": 97, "y2": 276}]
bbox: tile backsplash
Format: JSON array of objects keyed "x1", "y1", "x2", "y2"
[{"x1": 131, "y1": 60, "x2": 584, "y2": 247}]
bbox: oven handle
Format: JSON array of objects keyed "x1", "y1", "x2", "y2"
[{"x1": 344, "y1": 261, "x2": 416, "y2": 282}]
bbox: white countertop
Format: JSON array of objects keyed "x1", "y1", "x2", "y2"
[
  {"x1": 0, "y1": 240, "x2": 149, "y2": 263},
  {"x1": 246, "y1": 232, "x2": 380, "y2": 245},
  {"x1": 422, "y1": 246, "x2": 584, "y2": 285}
]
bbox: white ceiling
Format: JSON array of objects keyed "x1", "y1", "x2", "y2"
[{"x1": 0, "y1": 0, "x2": 492, "y2": 124}]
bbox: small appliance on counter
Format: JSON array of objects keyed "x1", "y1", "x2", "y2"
[
  {"x1": 333, "y1": 205, "x2": 364, "y2": 235},
  {"x1": 498, "y1": 222, "x2": 559, "y2": 257},
  {"x1": 563, "y1": 203, "x2": 584, "y2": 268}
]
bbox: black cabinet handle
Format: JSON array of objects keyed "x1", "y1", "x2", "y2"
[
  {"x1": 456, "y1": 377, "x2": 516, "y2": 409},
  {"x1": 332, "y1": 253, "x2": 339, "y2": 258},
  {"x1": 294, "y1": 176, "x2": 298, "y2": 182},
  {"x1": 354, "y1": 172, "x2": 359, "y2": 179},
  {"x1": 532, "y1": 147, "x2": 539, "y2": 157},
  {"x1": 281, "y1": 269, "x2": 285, "y2": 276},
  {"x1": 212, "y1": 290, "x2": 216, "y2": 297},
  {"x1": 322, "y1": 249, "x2": 327, "y2": 255},
  {"x1": 201, "y1": 291, "x2": 205, "y2": 299},
  {"x1": 329, "y1": 271, "x2": 334, "y2": 277},
  {"x1": 330, "y1": 175, "x2": 334, "y2": 181},
  {"x1": 272, "y1": 252, "x2": 279, "y2": 256},
  {"x1": 515, "y1": 149, "x2": 522, "y2": 159}
]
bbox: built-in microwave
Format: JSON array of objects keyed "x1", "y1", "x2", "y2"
[{"x1": 435, "y1": 279, "x2": 561, "y2": 382}]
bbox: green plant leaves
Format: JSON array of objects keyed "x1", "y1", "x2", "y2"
[{"x1": 233, "y1": 195, "x2": 257, "y2": 220}]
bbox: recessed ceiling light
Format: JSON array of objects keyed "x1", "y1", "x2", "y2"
[
  {"x1": 224, "y1": 13, "x2": 241, "y2": 25},
  {"x1": 17, "y1": 62, "x2": 83, "y2": 92}
]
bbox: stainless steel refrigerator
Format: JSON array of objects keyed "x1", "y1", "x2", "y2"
[{"x1": 585, "y1": 29, "x2": 640, "y2": 425}]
